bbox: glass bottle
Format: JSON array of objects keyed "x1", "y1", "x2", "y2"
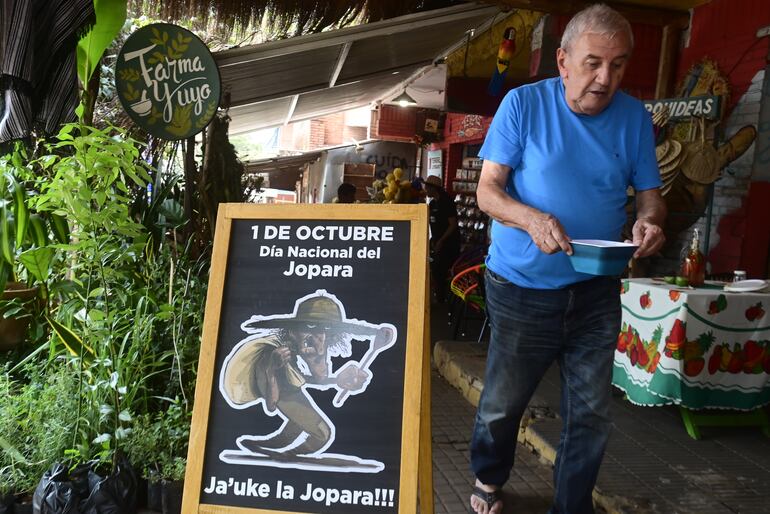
[{"x1": 680, "y1": 228, "x2": 705, "y2": 287}]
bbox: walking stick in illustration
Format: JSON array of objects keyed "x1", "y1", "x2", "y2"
[{"x1": 333, "y1": 326, "x2": 395, "y2": 407}]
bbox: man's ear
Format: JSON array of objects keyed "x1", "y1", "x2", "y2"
[{"x1": 556, "y1": 47, "x2": 568, "y2": 78}]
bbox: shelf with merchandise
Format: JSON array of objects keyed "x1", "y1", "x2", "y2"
[{"x1": 454, "y1": 193, "x2": 488, "y2": 247}]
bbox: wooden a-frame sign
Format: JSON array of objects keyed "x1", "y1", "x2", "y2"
[{"x1": 182, "y1": 203, "x2": 433, "y2": 514}]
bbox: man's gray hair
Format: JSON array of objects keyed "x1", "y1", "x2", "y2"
[{"x1": 560, "y1": 4, "x2": 634, "y2": 51}]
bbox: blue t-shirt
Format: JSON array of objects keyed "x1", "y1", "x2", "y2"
[{"x1": 479, "y1": 77, "x2": 661, "y2": 289}]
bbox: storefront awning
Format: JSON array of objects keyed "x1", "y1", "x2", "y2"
[{"x1": 214, "y1": 3, "x2": 500, "y2": 135}]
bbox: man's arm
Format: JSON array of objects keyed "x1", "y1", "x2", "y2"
[
  {"x1": 477, "y1": 160, "x2": 572, "y2": 255},
  {"x1": 631, "y1": 188, "x2": 666, "y2": 258}
]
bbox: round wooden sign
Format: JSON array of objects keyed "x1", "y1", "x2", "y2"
[{"x1": 116, "y1": 23, "x2": 221, "y2": 140}]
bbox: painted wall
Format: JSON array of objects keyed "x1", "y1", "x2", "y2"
[{"x1": 672, "y1": 0, "x2": 770, "y2": 277}]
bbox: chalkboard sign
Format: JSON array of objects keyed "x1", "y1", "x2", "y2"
[{"x1": 183, "y1": 204, "x2": 431, "y2": 514}]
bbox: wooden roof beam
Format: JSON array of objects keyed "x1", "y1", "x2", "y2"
[{"x1": 476, "y1": 1, "x2": 689, "y2": 28}]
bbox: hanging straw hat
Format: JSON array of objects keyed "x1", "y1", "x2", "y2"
[
  {"x1": 657, "y1": 139, "x2": 684, "y2": 179},
  {"x1": 658, "y1": 139, "x2": 683, "y2": 169},
  {"x1": 662, "y1": 167, "x2": 681, "y2": 186},
  {"x1": 655, "y1": 139, "x2": 670, "y2": 162},
  {"x1": 680, "y1": 141, "x2": 720, "y2": 184}
]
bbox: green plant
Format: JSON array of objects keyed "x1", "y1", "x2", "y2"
[
  {"x1": 0, "y1": 364, "x2": 80, "y2": 496},
  {"x1": 0, "y1": 146, "x2": 71, "y2": 350},
  {"x1": 26, "y1": 123, "x2": 160, "y2": 468},
  {"x1": 126, "y1": 397, "x2": 190, "y2": 481},
  {"x1": 0, "y1": 147, "x2": 69, "y2": 295},
  {"x1": 23, "y1": 122, "x2": 209, "y2": 476},
  {"x1": 0, "y1": 120, "x2": 210, "y2": 484}
]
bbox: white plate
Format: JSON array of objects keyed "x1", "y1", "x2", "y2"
[{"x1": 723, "y1": 279, "x2": 768, "y2": 293}]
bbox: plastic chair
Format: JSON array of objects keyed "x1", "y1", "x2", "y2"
[
  {"x1": 449, "y1": 263, "x2": 488, "y2": 343},
  {"x1": 449, "y1": 244, "x2": 488, "y2": 277},
  {"x1": 446, "y1": 244, "x2": 488, "y2": 326}
]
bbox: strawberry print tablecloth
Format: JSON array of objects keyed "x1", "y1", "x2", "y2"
[{"x1": 612, "y1": 278, "x2": 770, "y2": 410}]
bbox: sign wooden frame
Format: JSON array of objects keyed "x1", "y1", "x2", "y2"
[{"x1": 182, "y1": 203, "x2": 432, "y2": 514}]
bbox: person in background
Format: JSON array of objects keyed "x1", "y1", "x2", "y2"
[
  {"x1": 337, "y1": 182, "x2": 357, "y2": 204},
  {"x1": 469, "y1": 4, "x2": 666, "y2": 514},
  {"x1": 424, "y1": 175, "x2": 461, "y2": 302}
]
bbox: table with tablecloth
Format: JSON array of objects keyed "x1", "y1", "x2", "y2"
[{"x1": 612, "y1": 278, "x2": 770, "y2": 437}]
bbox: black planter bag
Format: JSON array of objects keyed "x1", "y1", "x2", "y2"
[
  {"x1": 79, "y1": 457, "x2": 137, "y2": 514},
  {"x1": 32, "y1": 464, "x2": 81, "y2": 514},
  {"x1": 31, "y1": 457, "x2": 137, "y2": 514},
  {"x1": 0, "y1": 494, "x2": 13, "y2": 514},
  {"x1": 14, "y1": 498, "x2": 34, "y2": 514}
]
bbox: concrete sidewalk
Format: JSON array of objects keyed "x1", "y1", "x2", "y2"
[
  {"x1": 432, "y1": 339, "x2": 770, "y2": 514},
  {"x1": 430, "y1": 367, "x2": 563, "y2": 514}
]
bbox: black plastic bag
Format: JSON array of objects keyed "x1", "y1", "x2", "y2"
[
  {"x1": 145, "y1": 478, "x2": 161, "y2": 512},
  {"x1": 14, "y1": 499, "x2": 33, "y2": 514},
  {"x1": 0, "y1": 494, "x2": 13, "y2": 514},
  {"x1": 32, "y1": 464, "x2": 81, "y2": 514},
  {"x1": 79, "y1": 457, "x2": 137, "y2": 514},
  {"x1": 31, "y1": 457, "x2": 138, "y2": 514}
]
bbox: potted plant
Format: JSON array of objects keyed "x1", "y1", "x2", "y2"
[
  {"x1": 0, "y1": 283, "x2": 38, "y2": 351},
  {"x1": 0, "y1": 149, "x2": 67, "y2": 350},
  {"x1": 127, "y1": 398, "x2": 190, "y2": 513}
]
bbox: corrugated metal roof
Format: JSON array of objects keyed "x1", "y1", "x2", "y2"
[{"x1": 215, "y1": 3, "x2": 501, "y2": 134}]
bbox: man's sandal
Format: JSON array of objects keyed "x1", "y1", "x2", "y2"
[{"x1": 469, "y1": 486, "x2": 502, "y2": 514}]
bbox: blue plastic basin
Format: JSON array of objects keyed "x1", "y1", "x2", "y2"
[{"x1": 568, "y1": 239, "x2": 638, "y2": 276}]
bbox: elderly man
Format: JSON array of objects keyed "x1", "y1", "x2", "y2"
[{"x1": 469, "y1": 4, "x2": 666, "y2": 514}]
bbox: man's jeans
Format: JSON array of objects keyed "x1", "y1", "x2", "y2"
[{"x1": 470, "y1": 269, "x2": 621, "y2": 514}]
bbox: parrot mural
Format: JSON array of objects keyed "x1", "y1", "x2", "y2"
[{"x1": 487, "y1": 27, "x2": 516, "y2": 96}]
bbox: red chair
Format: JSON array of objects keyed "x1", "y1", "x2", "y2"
[
  {"x1": 449, "y1": 263, "x2": 488, "y2": 343},
  {"x1": 449, "y1": 244, "x2": 488, "y2": 277},
  {"x1": 446, "y1": 245, "x2": 487, "y2": 326}
]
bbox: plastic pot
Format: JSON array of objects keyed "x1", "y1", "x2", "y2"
[
  {"x1": 0, "y1": 282, "x2": 38, "y2": 350},
  {"x1": 161, "y1": 480, "x2": 183, "y2": 514}
]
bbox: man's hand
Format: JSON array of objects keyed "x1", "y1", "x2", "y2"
[
  {"x1": 630, "y1": 218, "x2": 665, "y2": 258},
  {"x1": 336, "y1": 363, "x2": 371, "y2": 392},
  {"x1": 632, "y1": 189, "x2": 666, "y2": 258},
  {"x1": 269, "y1": 346, "x2": 292, "y2": 371},
  {"x1": 477, "y1": 161, "x2": 573, "y2": 255},
  {"x1": 525, "y1": 212, "x2": 573, "y2": 255},
  {"x1": 374, "y1": 326, "x2": 394, "y2": 347}
]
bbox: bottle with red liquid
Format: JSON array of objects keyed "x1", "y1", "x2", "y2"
[{"x1": 680, "y1": 228, "x2": 705, "y2": 287}]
